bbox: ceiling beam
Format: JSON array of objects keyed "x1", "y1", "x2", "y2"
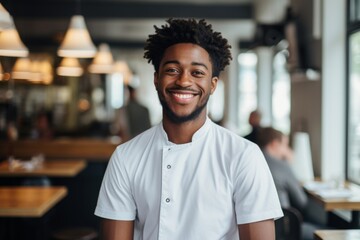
[
  {"x1": 22, "y1": 37, "x2": 147, "y2": 52},
  {"x1": 3, "y1": 1, "x2": 253, "y2": 20}
]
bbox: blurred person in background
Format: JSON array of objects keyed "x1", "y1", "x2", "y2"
[
  {"x1": 243, "y1": 110, "x2": 263, "y2": 145},
  {"x1": 113, "y1": 85, "x2": 151, "y2": 142},
  {"x1": 34, "y1": 110, "x2": 54, "y2": 140},
  {"x1": 258, "y1": 127, "x2": 326, "y2": 240}
]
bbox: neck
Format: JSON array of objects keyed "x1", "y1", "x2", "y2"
[{"x1": 163, "y1": 114, "x2": 207, "y2": 144}]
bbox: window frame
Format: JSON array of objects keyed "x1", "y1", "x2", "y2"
[{"x1": 346, "y1": 0, "x2": 360, "y2": 184}]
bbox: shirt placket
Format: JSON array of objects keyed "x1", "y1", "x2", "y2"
[{"x1": 158, "y1": 145, "x2": 175, "y2": 240}]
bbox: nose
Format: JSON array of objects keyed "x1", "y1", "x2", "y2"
[{"x1": 175, "y1": 71, "x2": 192, "y2": 87}]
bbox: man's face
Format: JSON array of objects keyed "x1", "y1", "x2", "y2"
[
  {"x1": 154, "y1": 43, "x2": 218, "y2": 123},
  {"x1": 277, "y1": 135, "x2": 289, "y2": 157}
]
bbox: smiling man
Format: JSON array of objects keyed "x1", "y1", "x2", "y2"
[{"x1": 95, "y1": 18, "x2": 283, "y2": 240}]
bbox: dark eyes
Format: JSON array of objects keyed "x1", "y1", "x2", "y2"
[
  {"x1": 192, "y1": 70, "x2": 205, "y2": 76},
  {"x1": 165, "y1": 68, "x2": 178, "y2": 73},
  {"x1": 164, "y1": 68, "x2": 205, "y2": 77}
]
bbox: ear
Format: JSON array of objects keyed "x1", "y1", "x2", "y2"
[
  {"x1": 210, "y1": 77, "x2": 218, "y2": 95},
  {"x1": 154, "y1": 72, "x2": 159, "y2": 89}
]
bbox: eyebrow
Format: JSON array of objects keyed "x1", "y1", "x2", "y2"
[{"x1": 162, "y1": 60, "x2": 209, "y2": 70}]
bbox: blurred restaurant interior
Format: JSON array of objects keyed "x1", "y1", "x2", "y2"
[{"x1": 0, "y1": 0, "x2": 359, "y2": 239}]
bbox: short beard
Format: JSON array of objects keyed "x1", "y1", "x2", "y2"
[{"x1": 158, "y1": 93, "x2": 209, "y2": 124}]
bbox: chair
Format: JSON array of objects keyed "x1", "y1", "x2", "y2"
[{"x1": 275, "y1": 207, "x2": 303, "y2": 240}]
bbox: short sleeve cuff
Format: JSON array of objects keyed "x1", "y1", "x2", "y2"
[
  {"x1": 94, "y1": 206, "x2": 136, "y2": 221},
  {"x1": 236, "y1": 209, "x2": 284, "y2": 225}
]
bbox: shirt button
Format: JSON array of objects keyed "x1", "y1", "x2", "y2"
[
  {"x1": 167, "y1": 165, "x2": 171, "y2": 169},
  {"x1": 168, "y1": 148, "x2": 171, "y2": 151},
  {"x1": 165, "y1": 198, "x2": 170, "y2": 203}
]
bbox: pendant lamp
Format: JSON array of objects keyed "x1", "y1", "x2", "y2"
[
  {"x1": 39, "y1": 60, "x2": 53, "y2": 84},
  {"x1": 0, "y1": 4, "x2": 12, "y2": 30},
  {"x1": 0, "y1": 16, "x2": 29, "y2": 57},
  {"x1": 12, "y1": 57, "x2": 32, "y2": 80},
  {"x1": 57, "y1": 57, "x2": 84, "y2": 77},
  {"x1": 113, "y1": 60, "x2": 133, "y2": 85},
  {"x1": 58, "y1": 15, "x2": 96, "y2": 58},
  {"x1": 29, "y1": 60, "x2": 43, "y2": 83},
  {"x1": 88, "y1": 43, "x2": 114, "y2": 74}
]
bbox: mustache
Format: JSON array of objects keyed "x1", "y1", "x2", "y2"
[{"x1": 167, "y1": 86, "x2": 199, "y2": 93}]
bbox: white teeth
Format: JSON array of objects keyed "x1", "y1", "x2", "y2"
[{"x1": 173, "y1": 93, "x2": 193, "y2": 99}]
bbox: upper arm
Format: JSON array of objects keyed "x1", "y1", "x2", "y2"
[
  {"x1": 238, "y1": 219, "x2": 275, "y2": 240},
  {"x1": 100, "y1": 219, "x2": 134, "y2": 240}
]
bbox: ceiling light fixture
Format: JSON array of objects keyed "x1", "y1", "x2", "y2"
[
  {"x1": 88, "y1": 43, "x2": 114, "y2": 74},
  {"x1": 0, "y1": 4, "x2": 12, "y2": 30},
  {"x1": 0, "y1": 16, "x2": 29, "y2": 57},
  {"x1": 30, "y1": 59, "x2": 53, "y2": 84},
  {"x1": 57, "y1": 57, "x2": 84, "y2": 77},
  {"x1": 57, "y1": 15, "x2": 96, "y2": 58},
  {"x1": 113, "y1": 60, "x2": 133, "y2": 85},
  {"x1": 12, "y1": 57, "x2": 32, "y2": 80}
]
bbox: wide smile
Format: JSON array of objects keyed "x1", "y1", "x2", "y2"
[{"x1": 168, "y1": 90, "x2": 199, "y2": 104}]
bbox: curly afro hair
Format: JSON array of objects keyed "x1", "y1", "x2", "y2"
[{"x1": 144, "y1": 18, "x2": 232, "y2": 77}]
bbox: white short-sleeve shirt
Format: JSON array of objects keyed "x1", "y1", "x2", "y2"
[{"x1": 95, "y1": 118, "x2": 283, "y2": 240}]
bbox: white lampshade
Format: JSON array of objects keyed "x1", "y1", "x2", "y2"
[
  {"x1": 0, "y1": 17, "x2": 29, "y2": 57},
  {"x1": 88, "y1": 43, "x2": 114, "y2": 74},
  {"x1": 39, "y1": 60, "x2": 53, "y2": 84},
  {"x1": 29, "y1": 59, "x2": 53, "y2": 84},
  {"x1": 12, "y1": 57, "x2": 32, "y2": 80},
  {"x1": 58, "y1": 15, "x2": 96, "y2": 58},
  {"x1": 57, "y1": 57, "x2": 84, "y2": 77},
  {"x1": 0, "y1": 4, "x2": 12, "y2": 30},
  {"x1": 30, "y1": 60, "x2": 43, "y2": 83},
  {"x1": 291, "y1": 132, "x2": 314, "y2": 183},
  {"x1": 113, "y1": 60, "x2": 133, "y2": 85}
]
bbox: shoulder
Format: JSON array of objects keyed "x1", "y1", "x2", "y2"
[
  {"x1": 210, "y1": 122, "x2": 260, "y2": 154},
  {"x1": 117, "y1": 124, "x2": 158, "y2": 152},
  {"x1": 208, "y1": 122, "x2": 265, "y2": 171}
]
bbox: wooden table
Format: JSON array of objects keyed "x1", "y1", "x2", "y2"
[
  {"x1": 0, "y1": 186, "x2": 67, "y2": 217},
  {"x1": 0, "y1": 138, "x2": 119, "y2": 161},
  {"x1": 305, "y1": 182, "x2": 360, "y2": 227},
  {"x1": 0, "y1": 159, "x2": 87, "y2": 177},
  {"x1": 314, "y1": 230, "x2": 360, "y2": 240}
]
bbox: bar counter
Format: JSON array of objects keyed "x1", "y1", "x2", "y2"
[{"x1": 0, "y1": 138, "x2": 121, "y2": 161}]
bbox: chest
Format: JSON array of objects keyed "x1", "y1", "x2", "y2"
[{"x1": 131, "y1": 144, "x2": 233, "y2": 217}]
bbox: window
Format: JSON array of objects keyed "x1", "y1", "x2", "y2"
[
  {"x1": 208, "y1": 79, "x2": 225, "y2": 123},
  {"x1": 347, "y1": 31, "x2": 360, "y2": 184},
  {"x1": 272, "y1": 50, "x2": 291, "y2": 134},
  {"x1": 237, "y1": 52, "x2": 258, "y2": 135},
  {"x1": 347, "y1": 0, "x2": 360, "y2": 183}
]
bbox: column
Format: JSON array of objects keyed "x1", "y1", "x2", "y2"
[{"x1": 255, "y1": 46, "x2": 273, "y2": 126}]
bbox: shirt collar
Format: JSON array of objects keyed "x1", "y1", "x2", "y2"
[{"x1": 158, "y1": 117, "x2": 212, "y2": 145}]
